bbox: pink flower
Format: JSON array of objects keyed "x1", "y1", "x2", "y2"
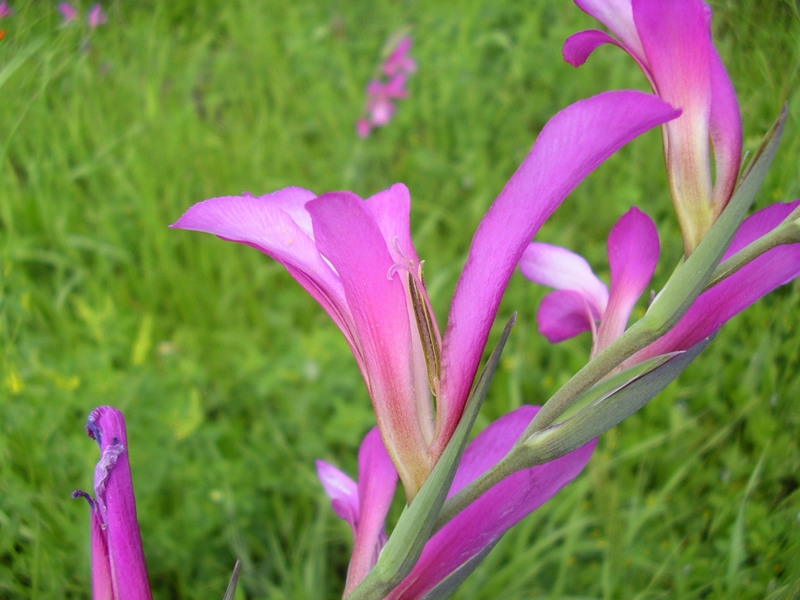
[
  {"x1": 382, "y1": 36, "x2": 417, "y2": 77},
  {"x1": 316, "y1": 428, "x2": 397, "y2": 596},
  {"x1": 72, "y1": 407, "x2": 152, "y2": 600},
  {"x1": 173, "y1": 91, "x2": 678, "y2": 498},
  {"x1": 318, "y1": 408, "x2": 595, "y2": 597},
  {"x1": 58, "y1": 2, "x2": 79, "y2": 23},
  {"x1": 520, "y1": 207, "x2": 659, "y2": 357},
  {"x1": 58, "y1": 3, "x2": 107, "y2": 28},
  {"x1": 564, "y1": 0, "x2": 742, "y2": 254},
  {"x1": 0, "y1": 1, "x2": 12, "y2": 19},
  {"x1": 522, "y1": 202, "x2": 800, "y2": 366},
  {"x1": 88, "y1": 3, "x2": 106, "y2": 29},
  {"x1": 356, "y1": 36, "x2": 415, "y2": 137}
]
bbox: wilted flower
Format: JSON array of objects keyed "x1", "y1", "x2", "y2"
[{"x1": 72, "y1": 406, "x2": 152, "y2": 600}]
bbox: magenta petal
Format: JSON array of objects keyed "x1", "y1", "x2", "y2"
[
  {"x1": 345, "y1": 428, "x2": 399, "y2": 595},
  {"x1": 436, "y1": 90, "x2": 679, "y2": 456},
  {"x1": 574, "y1": 0, "x2": 645, "y2": 60},
  {"x1": 595, "y1": 207, "x2": 659, "y2": 352},
  {"x1": 58, "y1": 2, "x2": 78, "y2": 23},
  {"x1": 707, "y1": 48, "x2": 743, "y2": 212},
  {"x1": 308, "y1": 190, "x2": 432, "y2": 494},
  {"x1": 538, "y1": 289, "x2": 598, "y2": 343},
  {"x1": 316, "y1": 460, "x2": 359, "y2": 532},
  {"x1": 519, "y1": 241, "x2": 609, "y2": 318},
  {"x1": 87, "y1": 406, "x2": 152, "y2": 600},
  {"x1": 563, "y1": 29, "x2": 623, "y2": 67},
  {"x1": 634, "y1": 0, "x2": 714, "y2": 246},
  {"x1": 635, "y1": 201, "x2": 800, "y2": 360},
  {"x1": 169, "y1": 189, "x2": 357, "y2": 349},
  {"x1": 388, "y1": 406, "x2": 596, "y2": 599}
]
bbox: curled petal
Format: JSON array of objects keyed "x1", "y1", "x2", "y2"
[
  {"x1": 519, "y1": 241, "x2": 609, "y2": 318},
  {"x1": 316, "y1": 460, "x2": 359, "y2": 532},
  {"x1": 575, "y1": 0, "x2": 645, "y2": 60},
  {"x1": 563, "y1": 29, "x2": 625, "y2": 67},
  {"x1": 537, "y1": 289, "x2": 598, "y2": 343}
]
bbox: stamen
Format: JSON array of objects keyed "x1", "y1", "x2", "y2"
[{"x1": 408, "y1": 271, "x2": 441, "y2": 396}]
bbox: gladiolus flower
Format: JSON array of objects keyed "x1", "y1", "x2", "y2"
[
  {"x1": 58, "y1": 2, "x2": 79, "y2": 23},
  {"x1": 88, "y1": 4, "x2": 106, "y2": 29},
  {"x1": 520, "y1": 207, "x2": 659, "y2": 356},
  {"x1": 356, "y1": 36, "x2": 415, "y2": 137},
  {"x1": 564, "y1": 0, "x2": 742, "y2": 255},
  {"x1": 72, "y1": 406, "x2": 152, "y2": 600},
  {"x1": 316, "y1": 428, "x2": 397, "y2": 596},
  {"x1": 172, "y1": 91, "x2": 678, "y2": 499},
  {"x1": 523, "y1": 202, "x2": 800, "y2": 365},
  {"x1": 382, "y1": 36, "x2": 417, "y2": 77},
  {"x1": 318, "y1": 407, "x2": 595, "y2": 597}
]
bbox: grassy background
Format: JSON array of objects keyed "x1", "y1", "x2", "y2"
[{"x1": 1, "y1": 0, "x2": 799, "y2": 598}]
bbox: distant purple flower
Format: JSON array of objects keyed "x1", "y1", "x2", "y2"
[
  {"x1": 59, "y1": 3, "x2": 106, "y2": 28},
  {"x1": 87, "y1": 3, "x2": 106, "y2": 29},
  {"x1": 357, "y1": 36, "x2": 415, "y2": 137},
  {"x1": 382, "y1": 36, "x2": 416, "y2": 77},
  {"x1": 358, "y1": 75, "x2": 410, "y2": 137},
  {"x1": 72, "y1": 407, "x2": 152, "y2": 600},
  {"x1": 0, "y1": 1, "x2": 12, "y2": 19},
  {"x1": 58, "y1": 2, "x2": 79, "y2": 23}
]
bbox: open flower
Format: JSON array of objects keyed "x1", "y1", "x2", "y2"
[
  {"x1": 356, "y1": 35, "x2": 415, "y2": 137},
  {"x1": 72, "y1": 406, "x2": 152, "y2": 600},
  {"x1": 564, "y1": 0, "x2": 742, "y2": 255},
  {"x1": 522, "y1": 202, "x2": 800, "y2": 364},
  {"x1": 172, "y1": 91, "x2": 678, "y2": 499},
  {"x1": 318, "y1": 407, "x2": 595, "y2": 597},
  {"x1": 316, "y1": 428, "x2": 398, "y2": 596},
  {"x1": 520, "y1": 207, "x2": 659, "y2": 357}
]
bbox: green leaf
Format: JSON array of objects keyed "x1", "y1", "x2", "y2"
[
  {"x1": 222, "y1": 560, "x2": 241, "y2": 600},
  {"x1": 346, "y1": 315, "x2": 517, "y2": 600},
  {"x1": 522, "y1": 338, "x2": 710, "y2": 465}
]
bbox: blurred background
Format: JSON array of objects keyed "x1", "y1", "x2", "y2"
[{"x1": 1, "y1": 0, "x2": 799, "y2": 597}]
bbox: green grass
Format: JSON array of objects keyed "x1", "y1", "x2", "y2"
[{"x1": 1, "y1": 0, "x2": 799, "y2": 598}]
